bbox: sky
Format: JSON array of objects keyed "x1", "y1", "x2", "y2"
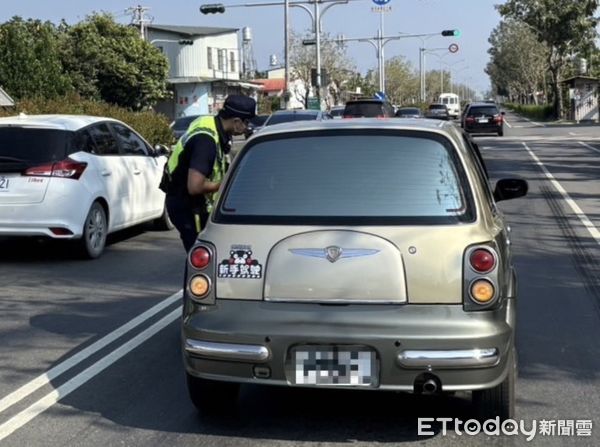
[{"x1": 0, "y1": 0, "x2": 507, "y2": 96}]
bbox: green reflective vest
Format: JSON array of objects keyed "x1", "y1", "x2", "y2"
[{"x1": 167, "y1": 115, "x2": 228, "y2": 212}]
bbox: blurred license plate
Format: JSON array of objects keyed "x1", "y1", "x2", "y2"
[
  {"x1": 0, "y1": 176, "x2": 9, "y2": 192},
  {"x1": 477, "y1": 118, "x2": 489, "y2": 123},
  {"x1": 289, "y1": 346, "x2": 378, "y2": 387}
]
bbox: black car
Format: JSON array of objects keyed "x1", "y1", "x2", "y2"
[
  {"x1": 170, "y1": 115, "x2": 209, "y2": 140},
  {"x1": 244, "y1": 114, "x2": 270, "y2": 138},
  {"x1": 343, "y1": 99, "x2": 395, "y2": 118},
  {"x1": 463, "y1": 103, "x2": 505, "y2": 136},
  {"x1": 395, "y1": 107, "x2": 423, "y2": 118},
  {"x1": 425, "y1": 103, "x2": 450, "y2": 120}
]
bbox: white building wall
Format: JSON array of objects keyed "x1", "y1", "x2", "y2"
[{"x1": 198, "y1": 33, "x2": 240, "y2": 80}]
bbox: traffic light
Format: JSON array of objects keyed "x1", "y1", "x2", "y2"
[
  {"x1": 441, "y1": 29, "x2": 461, "y2": 37},
  {"x1": 178, "y1": 39, "x2": 194, "y2": 45},
  {"x1": 200, "y1": 4, "x2": 225, "y2": 14}
]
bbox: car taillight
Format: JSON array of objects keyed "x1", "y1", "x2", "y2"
[
  {"x1": 189, "y1": 274, "x2": 211, "y2": 298},
  {"x1": 469, "y1": 248, "x2": 496, "y2": 273},
  {"x1": 24, "y1": 158, "x2": 87, "y2": 180},
  {"x1": 190, "y1": 246, "x2": 211, "y2": 269},
  {"x1": 470, "y1": 279, "x2": 495, "y2": 303},
  {"x1": 466, "y1": 117, "x2": 475, "y2": 123}
]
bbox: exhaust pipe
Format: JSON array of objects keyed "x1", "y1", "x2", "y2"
[{"x1": 422, "y1": 379, "x2": 438, "y2": 394}]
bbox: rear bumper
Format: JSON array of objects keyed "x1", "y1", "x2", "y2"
[
  {"x1": 0, "y1": 187, "x2": 93, "y2": 238},
  {"x1": 465, "y1": 124, "x2": 502, "y2": 134},
  {"x1": 183, "y1": 298, "x2": 515, "y2": 392}
]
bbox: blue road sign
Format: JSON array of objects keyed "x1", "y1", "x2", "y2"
[
  {"x1": 372, "y1": 0, "x2": 391, "y2": 5},
  {"x1": 374, "y1": 91, "x2": 387, "y2": 100}
]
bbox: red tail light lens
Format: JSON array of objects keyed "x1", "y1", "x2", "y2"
[
  {"x1": 466, "y1": 117, "x2": 475, "y2": 123},
  {"x1": 24, "y1": 158, "x2": 87, "y2": 180},
  {"x1": 190, "y1": 246, "x2": 211, "y2": 269},
  {"x1": 469, "y1": 249, "x2": 496, "y2": 273}
]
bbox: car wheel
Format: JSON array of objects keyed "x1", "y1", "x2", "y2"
[
  {"x1": 186, "y1": 372, "x2": 240, "y2": 414},
  {"x1": 153, "y1": 203, "x2": 174, "y2": 231},
  {"x1": 472, "y1": 346, "x2": 516, "y2": 421},
  {"x1": 79, "y1": 201, "x2": 107, "y2": 259}
]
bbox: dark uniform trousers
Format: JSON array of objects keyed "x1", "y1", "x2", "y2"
[{"x1": 166, "y1": 195, "x2": 209, "y2": 253}]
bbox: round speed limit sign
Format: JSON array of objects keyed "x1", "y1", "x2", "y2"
[{"x1": 449, "y1": 43, "x2": 459, "y2": 53}]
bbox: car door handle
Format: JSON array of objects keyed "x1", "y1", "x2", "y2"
[
  {"x1": 133, "y1": 169, "x2": 141, "y2": 175},
  {"x1": 101, "y1": 170, "x2": 112, "y2": 177}
]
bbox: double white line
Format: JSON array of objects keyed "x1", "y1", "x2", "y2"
[{"x1": 0, "y1": 290, "x2": 182, "y2": 442}]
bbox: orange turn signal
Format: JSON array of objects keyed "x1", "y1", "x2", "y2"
[
  {"x1": 470, "y1": 279, "x2": 495, "y2": 304},
  {"x1": 189, "y1": 275, "x2": 210, "y2": 298}
]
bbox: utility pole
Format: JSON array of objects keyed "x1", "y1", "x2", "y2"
[{"x1": 127, "y1": 5, "x2": 152, "y2": 40}]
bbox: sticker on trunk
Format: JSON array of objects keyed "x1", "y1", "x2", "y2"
[{"x1": 218, "y1": 245, "x2": 262, "y2": 279}]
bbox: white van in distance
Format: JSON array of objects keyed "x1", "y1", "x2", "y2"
[{"x1": 439, "y1": 93, "x2": 460, "y2": 119}]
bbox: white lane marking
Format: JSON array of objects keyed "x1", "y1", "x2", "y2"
[
  {"x1": 503, "y1": 118, "x2": 512, "y2": 128},
  {"x1": 579, "y1": 141, "x2": 600, "y2": 155},
  {"x1": 0, "y1": 290, "x2": 182, "y2": 415},
  {"x1": 523, "y1": 142, "x2": 600, "y2": 246},
  {"x1": 569, "y1": 132, "x2": 577, "y2": 136},
  {"x1": 0, "y1": 307, "x2": 181, "y2": 442}
]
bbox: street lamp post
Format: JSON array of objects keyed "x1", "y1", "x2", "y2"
[
  {"x1": 201, "y1": 0, "x2": 354, "y2": 109},
  {"x1": 336, "y1": 31, "x2": 450, "y2": 94}
]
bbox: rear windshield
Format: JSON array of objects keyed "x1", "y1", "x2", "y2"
[
  {"x1": 172, "y1": 116, "x2": 202, "y2": 131},
  {"x1": 251, "y1": 115, "x2": 269, "y2": 126},
  {"x1": 266, "y1": 113, "x2": 318, "y2": 126},
  {"x1": 429, "y1": 104, "x2": 447, "y2": 110},
  {"x1": 468, "y1": 106, "x2": 499, "y2": 116},
  {"x1": 217, "y1": 130, "x2": 473, "y2": 225},
  {"x1": 343, "y1": 102, "x2": 384, "y2": 117},
  {"x1": 330, "y1": 108, "x2": 345, "y2": 117},
  {"x1": 0, "y1": 127, "x2": 70, "y2": 166}
]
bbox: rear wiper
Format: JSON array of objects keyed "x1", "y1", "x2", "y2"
[{"x1": 0, "y1": 156, "x2": 26, "y2": 162}]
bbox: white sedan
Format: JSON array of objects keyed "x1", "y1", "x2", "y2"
[{"x1": 0, "y1": 114, "x2": 172, "y2": 258}]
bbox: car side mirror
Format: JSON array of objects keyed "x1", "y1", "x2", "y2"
[
  {"x1": 154, "y1": 144, "x2": 170, "y2": 156},
  {"x1": 493, "y1": 178, "x2": 528, "y2": 202}
]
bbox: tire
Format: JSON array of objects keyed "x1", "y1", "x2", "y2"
[
  {"x1": 186, "y1": 373, "x2": 240, "y2": 414},
  {"x1": 472, "y1": 347, "x2": 516, "y2": 421},
  {"x1": 79, "y1": 201, "x2": 107, "y2": 259},
  {"x1": 153, "y1": 203, "x2": 174, "y2": 231}
]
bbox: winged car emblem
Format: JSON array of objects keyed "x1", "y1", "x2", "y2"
[{"x1": 289, "y1": 247, "x2": 380, "y2": 263}]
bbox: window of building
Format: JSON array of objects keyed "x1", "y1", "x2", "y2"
[
  {"x1": 218, "y1": 49, "x2": 225, "y2": 71},
  {"x1": 229, "y1": 51, "x2": 236, "y2": 73},
  {"x1": 207, "y1": 47, "x2": 213, "y2": 69}
]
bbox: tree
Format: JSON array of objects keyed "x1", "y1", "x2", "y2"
[
  {"x1": 288, "y1": 30, "x2": 356, "y2": 108},
  {"x1": 61, "y1": 13, "x2": 169, "y2": 110},
  {"x1": 486, "y1": 20, "x2": 549, "y2": 104},
  {"x1": 0, "y1": 17, "x2": 72, "y2": 100},
  {"x1": 497, "y1": 0, "x2": 598, "y2": 118},
  {"x1": 384, "y1": 56, "x2": 419, "y2": 105}
]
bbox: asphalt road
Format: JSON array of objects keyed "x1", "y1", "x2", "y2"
[{"x1": 1, "y1": 112, "x2": 599, "y2": 446}]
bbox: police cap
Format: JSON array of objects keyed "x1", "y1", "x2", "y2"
[{"x1": 221, "y1": 95, "x2": 256, "y2": 120}]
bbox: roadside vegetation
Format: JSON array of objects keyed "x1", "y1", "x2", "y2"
[
  {"x1": 487, "y1": 0, "x2": 598, "y2": 119},
  {"x1": 0, "y1": 14, "x2": 173, "y2": 145}
]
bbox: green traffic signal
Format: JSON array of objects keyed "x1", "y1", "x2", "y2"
[
  {"x1": 441, "y1": 29, "x2": 461, "y2": 37},
  {"x1": 200, "y1": 4, "x2": 225, "y2": 14}
]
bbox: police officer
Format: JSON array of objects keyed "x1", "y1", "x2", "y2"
[{"x1": 162, "y1": 95, "x2": 256, "y2": 252}]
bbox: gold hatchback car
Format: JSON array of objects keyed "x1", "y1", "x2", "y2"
[{"x1": 182, "y1": 119, "x2": 527, "y2": 419}]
